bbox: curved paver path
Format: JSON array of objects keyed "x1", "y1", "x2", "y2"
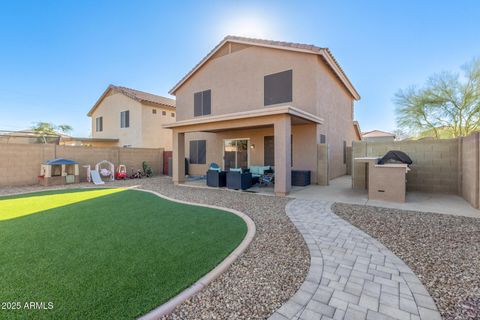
[{"x1": 270, "y1": 199, "x2": 442, "y2": 320}]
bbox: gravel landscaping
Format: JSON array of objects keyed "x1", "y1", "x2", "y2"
[
  {"x1": 0, "y1": 177, "x2": 310, "y2": 319},
  {"x1": 332, "y1": 203, "x2": 480, "y2": 320}
]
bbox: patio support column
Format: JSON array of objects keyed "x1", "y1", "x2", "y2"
[
  {"x1": 172, "y1": 130, "x2": 185, "y2": 184},
  {"x1": 274, "y1": 114, "x2": 292, "y2": 196}
]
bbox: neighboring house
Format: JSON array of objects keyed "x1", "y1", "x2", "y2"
[
  {"x1": 165, "y1": 36, "x2": 361, "y2": 196},
  {"x1": 362, "y1": 130, "x2": 396, "y2": 142},
  {"x1": 87, "y1": 85, "x2": 176, "y2": 149}
]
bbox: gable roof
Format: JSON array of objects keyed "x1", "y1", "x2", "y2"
[
  {"x1": 353, "y1": 121, "x2": 362, "y2": 140},
  {"x1": 169, "y1": 35, "x2": 360, "y2": 100},
  {"x1": 87, "y1": 85, "x2": 175, "y2": 116},
  {"x1": 362, "y1": 130, "x2": 396, "y2": 138}
]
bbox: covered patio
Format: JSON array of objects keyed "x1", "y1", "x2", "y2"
[{"x1": 164, "y1": 106, "x2": 323, "y2": 196}]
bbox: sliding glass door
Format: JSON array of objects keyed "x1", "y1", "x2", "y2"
[{"x1": 223, "y1": 139, "x2": 249, "y2": 170}]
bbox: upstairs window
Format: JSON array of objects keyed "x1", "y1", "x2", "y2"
[
  {"x1": 120, "y1": 110, "x2": 130, "y2": 128},
  {"x1": 162, "y1": 110, "x2": 166, "y2": 116},
  {"x1": 320, "y1": 134, "x2": 326, "y2": 144},
  {"x1": 194, "y1": 90, "x2": 211, "y2": 116},
  {"x1": 95, "y1": 117, "x2": 103, "y2": 132},
  {"x1": 152, "y1": 109, "x2": 157, "y2": 114},
  {"x1": 264, "y1": 69, "x2": 292, "y2": 106},
  {"x1": 189, "y1": 140, "x2": 206, "y2": 164},
  {"x1": 171, "y1": 112, "x2": 175, "y2": 117}
]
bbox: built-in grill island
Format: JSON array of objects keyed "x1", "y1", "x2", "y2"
[{"x1": 354, "y1": 151, "x2": 412, "y2": 203}]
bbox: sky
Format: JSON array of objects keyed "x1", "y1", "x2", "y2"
[{"x1": 0, "y1": 0, "x2": 479, "y2": 137}]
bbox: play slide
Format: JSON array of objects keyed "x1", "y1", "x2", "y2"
[{"x1": 90, "y1": 170, "x2": 105, "y2": 185}]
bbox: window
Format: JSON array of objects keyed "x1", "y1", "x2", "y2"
[
  {"x1": 95, "y1": 117, "x2": 103, "y2": 132},
  {"x1": 189, "y1": 140, "x2": 206, "y2": 164},
  {"x1": 343, "y1": 140, "x2": 347, "y2": 164},
  {"x1": 171, "y1": 112, "x2": 175, "y2": 117},
  {"x1": 152, "y1": 109, "x2": 157, "y2": 114},
  {"x1": 320, "y1": 134, "x2": 326, "y2": 144},
  {"x1": 120, "y1": 110, "x2": 130, "y2": 128},
  {"x1": 162, "y1": 110, "x2": 166, "y2": 116},
  {"x1": 194, "y1": 90, "x2": 211, "y2": 116},
  {"x1": 264, "y1": 135, "x2": 293, "y2": 167},
  {"x1": 264, "y1": 69, "x2": 293, "y2": 106}
]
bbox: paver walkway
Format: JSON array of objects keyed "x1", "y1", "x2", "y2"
[{"x1": 270, "y1": 199, "x2": 441, "y2": 320}]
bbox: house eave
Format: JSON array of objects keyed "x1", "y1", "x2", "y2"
[{"x1": 162, "y1": 105, "x2": 323, "y2": 129}]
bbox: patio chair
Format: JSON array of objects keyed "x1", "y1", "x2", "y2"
[
  {"x1": 259, "y1": 172, "x2": 274, "y2": 187},
  {"x1": 206, "y1": 163, "x2": 226, "y2": 187},
  {"x1": 226, "y1": 168, "x2": 252, "y2": 190}
]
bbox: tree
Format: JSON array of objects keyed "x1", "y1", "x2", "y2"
[
  {"x1": 31, "y1": 122, "x2": 73, "y2": 143},
  {"x1": 395, "y1": 57, "x2": 480, "y2": 139}
]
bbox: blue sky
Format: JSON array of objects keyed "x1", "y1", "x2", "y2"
[{"x1": 0, "y1": 0, "x2": 479, "y2": 136}]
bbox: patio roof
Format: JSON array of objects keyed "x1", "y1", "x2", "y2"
[{"x1": 163, "y1": 105, "x2": 323, "y2": 132}]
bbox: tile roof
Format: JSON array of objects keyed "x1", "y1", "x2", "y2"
[
  {"x1": 169, "y1": 35, "x2": 360, "y2": 100},
  {"x1": 362, "y1": 130, "x2": 396, "y2": 138},
  {"x1": 112, "y1": 85, "x2": 175, "y2": 107},
  {"x1": 87, "y1": 85, "x2": 175, "y2": 116}
]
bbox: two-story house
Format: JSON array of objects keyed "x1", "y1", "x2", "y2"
[
  {"x1": 88, "y1": 85, "x2": 176, "y2": 149},
  {"x1": 165, "y1": 36, "x2": 360, "y2": 196}
]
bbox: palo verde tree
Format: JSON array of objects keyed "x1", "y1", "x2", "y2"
[
  {"x1": 394, "y1": 57, "x2": 480, "y2": 139},
  {"x1": 31, "y1": 122, "x2": 73, "y2": 143}
]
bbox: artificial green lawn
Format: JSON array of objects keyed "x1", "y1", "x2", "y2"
[{"x1": 0, "y1": 188, "x2": 247, "y2": 319}]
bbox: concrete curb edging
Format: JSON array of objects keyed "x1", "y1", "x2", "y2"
[{"x1": 136, "y1": 188, "x2": 256, "y2": 320}]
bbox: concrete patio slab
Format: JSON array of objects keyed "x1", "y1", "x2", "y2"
[{"x1": 293, "y1": 176, "x2": 480, "y2": 218}]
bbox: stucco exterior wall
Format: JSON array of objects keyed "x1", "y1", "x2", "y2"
[
  {"x1": 90, "y1": 92, "x2": 175, "y2": 149},
  {"x1": 175, "y1": 45, "x2": 319, "y2": 121},
  {"x1": 141, "y1": 104, "x2": 175, "y2": 150},
  {"x1": 184, "y1": 123, "x2": 318, "y2": 183},
  {"x1": 91, "y1": 92, "x2": 144, "y2": 147},
  {"x1": 315, "y1": 56, "x2": 357, "y2": 179}
]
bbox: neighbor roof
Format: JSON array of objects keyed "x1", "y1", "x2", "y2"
[
  {"x1": 362, "y1": 130, "x2": 396, "y2": 138},
  {"x1": 169, "y1": 35, "x2": 360, "y2": 100},
  {"x1": 87, "y1": 85, "x2": 175, "y2": 116}
]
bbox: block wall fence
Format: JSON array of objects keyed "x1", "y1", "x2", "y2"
[
  {"x1": 0, "y1": 143, "x2": 163, "y2": 187},
  {"x1": 352, "y1": 132, "x2": 480, "y2": 208}
]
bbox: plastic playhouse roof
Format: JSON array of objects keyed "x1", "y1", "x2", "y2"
[{"x1": 44, "y1": 158, "x2": 78, "y2": 165}]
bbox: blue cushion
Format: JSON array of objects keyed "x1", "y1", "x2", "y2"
[
  {"x1": 250, "y1": 166, "x2": 271, "y2": 175},
  {"x1": 230, "y1": 168, "x2": 242, "y2": 172},
  {"x1": 209, "y1": 167, "x2": 221, "y2": 172}
]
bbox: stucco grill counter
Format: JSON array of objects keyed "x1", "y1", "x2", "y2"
[{"x1": 354, "y1": 156, "x2": 411, "y2": 203}]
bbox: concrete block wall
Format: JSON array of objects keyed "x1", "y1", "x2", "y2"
[
  {"x1": 353, "y1": 138, "x2": 459, "y2": 194},
  {"x1": 352, "y1": 142, "x2": 367, "y2": 189},
  {"x1": 352, "y1": 132, "x2": 480, "y2": 209},
  {"x1": 0, "y1": 143, "x2": 163, "y2": 187},
  {"x1": 460, "y1": 133, "x2": 479, "y2": 208},
  {"x1": 0, "y1": 144, "x2": 55, "y2": 186}
]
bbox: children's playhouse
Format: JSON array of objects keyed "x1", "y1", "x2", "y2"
[{"x1": 39, "y1": 158, "x2": 80, "y2": 187}]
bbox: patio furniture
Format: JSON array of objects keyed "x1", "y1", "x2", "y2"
[
  {"x1": 207, "y1": 170, "x2": 227, "y2": 187},
  {"x1": 249, "y1": 165, "x2": 273, "y2": 185},
  {"x1": 226, "y1": 169, "x2": 252, "y2": 190},
  {"x1": 206, "y1": 163, "x2": 226, "y2": 187},
  {"x1": 259, "y1": 173, "x2": 275, "y2": 187},
  {"x1": 291, "y1": 170, "x2": 311, "y2": 186}
]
